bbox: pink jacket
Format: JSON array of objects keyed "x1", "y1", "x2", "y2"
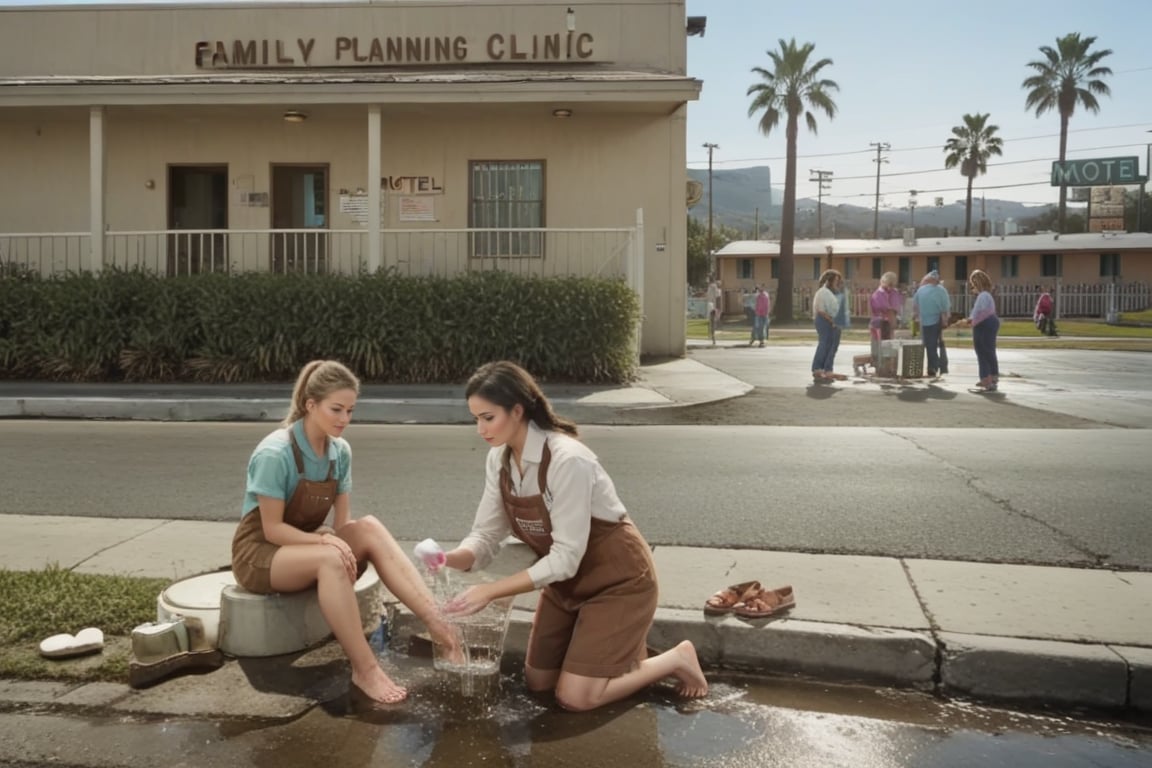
[{"x1": 755, "y1": 291, "x2": 771, "y2": 317}]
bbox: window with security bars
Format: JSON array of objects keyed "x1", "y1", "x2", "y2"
[
  {"x1": 1100, "y1": 252, "x2": 1120, "y2": 277},
  {"x1": 470, "y1": 160, "x2": 544, "y2": 257}
]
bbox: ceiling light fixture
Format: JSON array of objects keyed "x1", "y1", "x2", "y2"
[
  {"x1": 283, "y1": 110, "x2": 308, "y2": 123},
  {"x1": 552, "y1": 108, "x2": 573, "y2": 119}
]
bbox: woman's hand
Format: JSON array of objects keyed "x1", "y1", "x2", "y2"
[
  {"x1": 321, "y1": 533, "x2": 358, "y2": 584},
  {"x1": 443, "y1": 585, "x2": 492, "y2": 617}
]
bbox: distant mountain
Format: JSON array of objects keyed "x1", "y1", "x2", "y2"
[{"x1": 687, "y1": 166, "x2": 1058, "y2": 238}]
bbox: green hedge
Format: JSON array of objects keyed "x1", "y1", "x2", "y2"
[{"x1": 0, "y1": 269, "x2": 640, "y2": 384}]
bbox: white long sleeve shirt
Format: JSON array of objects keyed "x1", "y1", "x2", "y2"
[{"x1": 457, "y1": 422, "x2": 628, "y2": 588}]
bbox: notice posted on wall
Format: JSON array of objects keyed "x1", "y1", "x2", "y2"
[
  {"x1": 339, "y1": 193, "x2": 384, "y2": 226},
  {"x1": 399, "y1": 195, "x2": 437, "y2": 222}
]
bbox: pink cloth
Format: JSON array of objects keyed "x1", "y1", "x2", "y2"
[
  {"x1": 755, "y1": 291, "x2": 771, "y2": 317},
  {"x1": 870, "y1": 286, "x2": 901, "y2": 320}
]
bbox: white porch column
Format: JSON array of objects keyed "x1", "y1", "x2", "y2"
[
  {"x1": 631, "y1": 207, "x2": 645, "y2": 364},
  {"x1": 88, "y1": 106, "x2": 105, "y2": 273},
  {"x1": 367, "y1": 106, "x2": 382, "y2": 272}
]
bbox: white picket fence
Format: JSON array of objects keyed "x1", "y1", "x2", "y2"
[{"x1": 712, "y1": 280, "x2": 1151, "y2": 321}]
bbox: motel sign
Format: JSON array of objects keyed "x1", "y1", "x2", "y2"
[{"x1": 1051, "y1": 156, "x2": 1146, "y2": 187}]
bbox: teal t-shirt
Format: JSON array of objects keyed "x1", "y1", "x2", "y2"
[{"x1": 241, "y1": 420, "x2": 352, "y2": 517}]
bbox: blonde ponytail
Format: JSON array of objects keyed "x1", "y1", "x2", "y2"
[{"x1": 282, "y1": 360, "x2": 360, "y2": 427}]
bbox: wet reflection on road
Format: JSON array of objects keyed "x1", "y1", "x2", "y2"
[{"x1": 212, "y1": 653, "x2": 1152, "y2": 768}]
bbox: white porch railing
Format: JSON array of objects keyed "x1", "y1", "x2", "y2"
[
  {"x1": 0, "y1": 233, "x2": 91, "y2": 274},
  {"x1": 1, "y1": 227, "x2": 637, "y2": 281}
]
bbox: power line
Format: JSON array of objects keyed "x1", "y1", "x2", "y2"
[
  {"x1": 688, "y1": 122, "x2": 1152, "y2": 166},
  {"x1": 702, "y1": 142, "x2": 719, "y2": 272},
  {"x1": 870, "y1": 142, "x2": 890, "y2": 238},
  {"x1": 808, "y1": 169, "x2": 833, "y2": 237}
]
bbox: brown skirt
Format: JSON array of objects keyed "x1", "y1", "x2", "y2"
[{"x1": 231, "y1": 510, "x2": 279, "y2": 594}]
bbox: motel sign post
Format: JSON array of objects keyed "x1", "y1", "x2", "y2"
[{"x1": 1051, "y1": 156, "x2": 1147, "y2": 187}]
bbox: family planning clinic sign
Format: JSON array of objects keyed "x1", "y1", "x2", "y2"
[{"x1": 1051, "y1": 157, "x2": 1146, "y2": 187}]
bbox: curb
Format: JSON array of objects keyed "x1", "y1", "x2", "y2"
[
  {"x1": 388, "y1": 605, "x2": 1150, "y2": 713},
  {"x1": 0, "y1": 397, "x2": 663, "y2": 425}
]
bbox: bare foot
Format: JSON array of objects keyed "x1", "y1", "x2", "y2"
[
  {"x1": 429, "y1": 621, "x2": 467, "y2": 666},
  {"x1": 351, "y1": 665, "x2": 408, "y2": 704},
  {"x1": 671, "y1": 640, "x2": 708, "y2": 698}
]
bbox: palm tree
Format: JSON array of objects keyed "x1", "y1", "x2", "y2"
[
  {"x1": 1022, "y1": 33, "x2": 1113, "y2": 233},
  {"x1": 943, "y1": 113, "x2": 1004, "y2": 236},
  {"x1": 747, "y1": 38, "x2": 837, "y2": 325}
]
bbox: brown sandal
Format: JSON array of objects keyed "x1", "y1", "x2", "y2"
[
  {"x1": 733, "y1": 585, "x2": 796, "y2": 619},
  {"x1": 704, "y1": 580, "x2": 761, "y2": 615}
]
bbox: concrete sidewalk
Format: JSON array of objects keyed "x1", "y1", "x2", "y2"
[
  {"x1": 3, "y1": 513, "x2": 1150, "y2": 721},
  {"x1": 0, "y1": 357, "x2": 753, "y2": 424}
]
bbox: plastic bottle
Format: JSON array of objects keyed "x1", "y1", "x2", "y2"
[{"x1": 413, "y1": 538, "x2": 447, "y2": 571}]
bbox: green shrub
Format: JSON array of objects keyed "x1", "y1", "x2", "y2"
[{"x1": 0, "y1": 269, "x2": 639, "y2": 384}]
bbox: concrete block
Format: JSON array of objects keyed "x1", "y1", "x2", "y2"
[
  {"x1": 1110, "y1": 645, "x2": 1152, "y2": 713},
  {"x1": 53, "y1": 682, "x2": 131, "y2": 708},
  {"x1": 0, "y1": 679, "x2": 74, "y2": 704},
  {"x1": 715, "y1": 618, "x2": 936, "y2": 688},
  {"x1": 939, "y1": 632, "x2": 1128, "y2": 709},
  {"x1": 218, "y1": 565, "x2": 381, "y2": 657},
  {"x1": 109, "y1": 660, "x2": 312, "y2": 720}
]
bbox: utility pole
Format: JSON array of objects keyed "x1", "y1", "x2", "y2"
[
  {"x1": 754, "y1": 207, "x2": 760, "y2": 239},
  {"x1": 908, "y1": 189, "x2": 918, "y2": 230},
  {"x1": 702, "y1": 142, "x2": 719, "y2": 273},
  {"x1": 809, "y1": 169, "x2": 833, "y2": 237},
  {"x1": 870, "y1": 142, "x2": 890, "y2": 239}
]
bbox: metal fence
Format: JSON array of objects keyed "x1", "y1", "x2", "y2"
[
  {"x1": 0, "y1": 227, "x2": 637, "y2": 281},
  {"x1": 713, "y1": 280, "x2": 1151, "y2": 322}
]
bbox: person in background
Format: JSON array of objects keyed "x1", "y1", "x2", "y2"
[
  {"x1": 913, "y1": 270, "x2": 951, "y2": 378},
  {"x1": 231, "y1": 360, "x2": 459, "y2": 705},
  {"x1": 440, "y1": 361, "x2": 708, "y2": 712},
  {"x1": 869, "y1": 271, "x2": 902, "y2": 364},
  {"x1": 750, "y1": 284, "x2": 772, "y2": 347},
  {"x1": 956, "y1": 270, "x2": 1000, "y2": 391},
  {"x1": 811, "y1": 269, "x2": 846, "y2": 382},
  {"x1": 706, "y1": 277, "x2": 722, "y2": 346},
  {"x1": 1033, "y1": 287, "x2": 1058, "y2": 337},
  {"x1": 931, "y1": 277, "x2": 952, "y2": 376}
]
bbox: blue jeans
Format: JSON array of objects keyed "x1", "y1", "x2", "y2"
[
  {"x1": 973, "y1": 316, "x2": 1000, "y2": 381},
  {"x1": 752, "y1": 315, "x2": 769, "y2": 342},
  {"x1": 812, "y1": 316, "x2": 840, "y2": 373},
  {"x1": 921, "y1": 322, "x2": 942, "y2": 374}
]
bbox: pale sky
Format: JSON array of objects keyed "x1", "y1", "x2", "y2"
[
  {"x1": 5, "y1": 0, "x2": 1149, "y2": 208},
  {"x1": 685, "y1": 0, "x2": 1152, "y2": 207}
]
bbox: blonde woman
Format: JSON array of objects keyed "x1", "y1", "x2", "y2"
[
  {"x1": 231, "y1": 360, "x2": 459, "y2": 704},
  {"x1": 955, "y1": 270, "x2": 1000, "y2": 391}
]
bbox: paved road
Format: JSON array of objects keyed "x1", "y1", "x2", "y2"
[
  {"x1": 685, "y1": 342, "x2": 1152, "y2": 428},
  {"x1": 2, "y1": 420, "x2": 1148, "y2": 569}
]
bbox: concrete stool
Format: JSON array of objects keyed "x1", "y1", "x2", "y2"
[
  {"x1": 217, "y1": 564, "x2": 382, "y2": 658},
  {"x1": 157, "y1": 569, "x2": 239, "y2": 648}
]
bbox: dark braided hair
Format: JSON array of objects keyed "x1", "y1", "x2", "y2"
[{"x1": 465, "y1": 361, "x2": 578, "y2": 437}]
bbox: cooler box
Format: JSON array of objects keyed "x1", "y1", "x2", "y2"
[{"x1": 879, "y1": 340, "x2": 925, "y2": 378}]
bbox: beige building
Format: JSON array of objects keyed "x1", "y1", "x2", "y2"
[
  {"x1": 716, "y1": 232, "x2": 1152, "y2": 292},
  {"x1": 0, "y1": 0, "x2": 701, "y2": 356}
]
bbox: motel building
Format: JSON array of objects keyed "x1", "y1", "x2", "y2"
[
  {"x1": 0, "y1": 0, "x2": 702, "y2": 357},
  {"x1": 714, "y1": 230, "x2": 1152, "y2": 318}
]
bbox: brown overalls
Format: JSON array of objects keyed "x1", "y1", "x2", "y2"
[
  {"x1": 231, "y1": 430, "x2": 338, "y2": 594},
  {"x1": 502, "y1": 442, "x2": 658, "y2": 678}
]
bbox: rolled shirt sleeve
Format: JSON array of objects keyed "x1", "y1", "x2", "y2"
[{"x1": 456, "y1": 448, "x2": 513, "y2": 572}]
